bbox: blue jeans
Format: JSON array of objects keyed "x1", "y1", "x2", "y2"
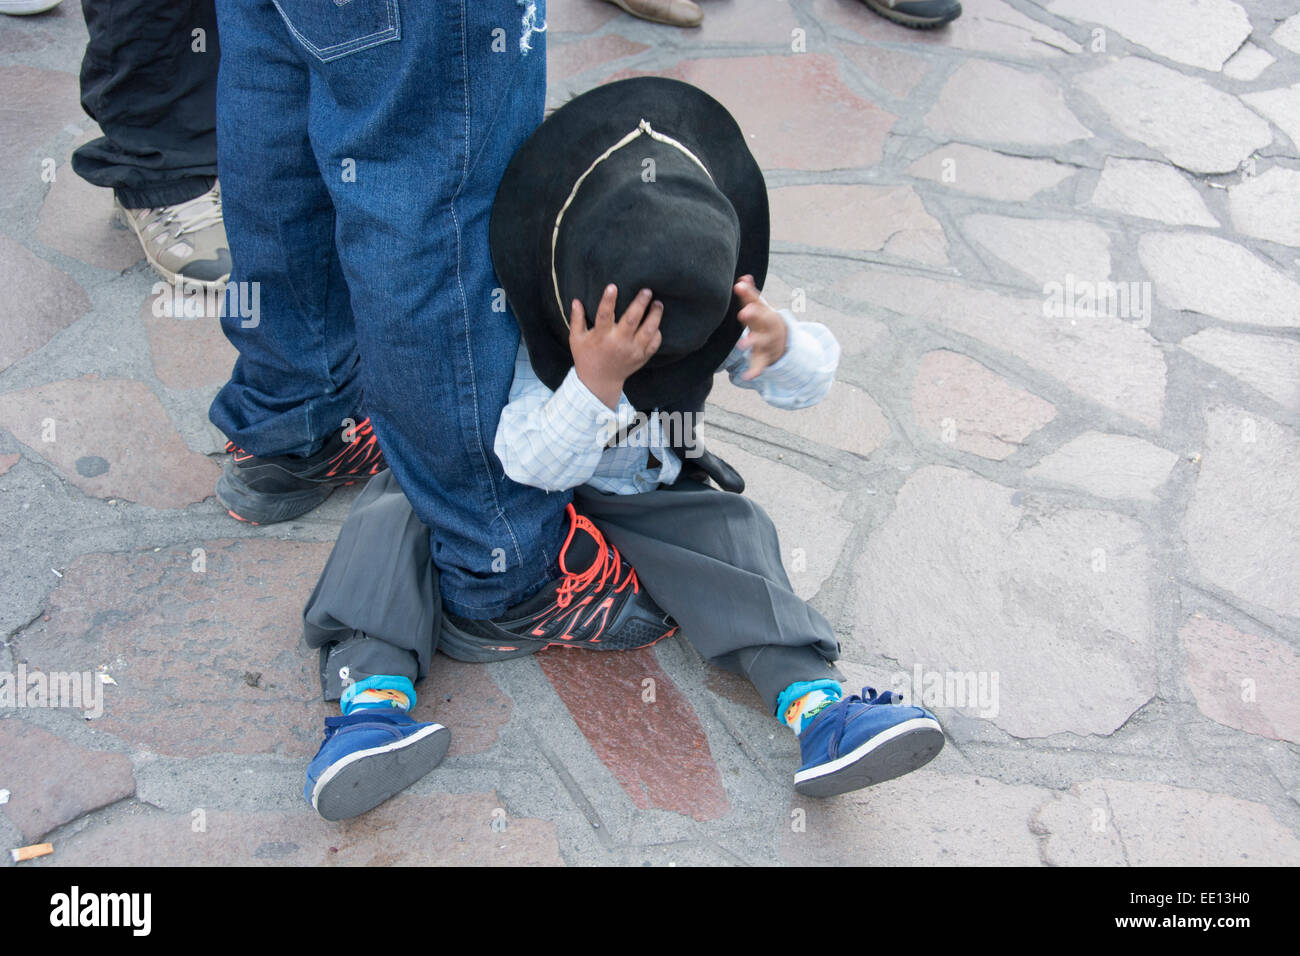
[{"x1": 210, "y1": 0, "x2": 567, "y2": 617}]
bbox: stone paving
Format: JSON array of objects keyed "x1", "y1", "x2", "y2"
[{"x1": 1, "y1": 0, "x2": 1298, "y2": 866}]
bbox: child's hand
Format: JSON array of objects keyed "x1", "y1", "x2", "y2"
[
  {"x1": 734, "y1": 275, "x2": 788, "y2": 381},
  {"x1": 570, "y1": 284, "x2": 664, "y2": 410}
]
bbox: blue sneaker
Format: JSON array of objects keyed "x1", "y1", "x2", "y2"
[
  {"x1": 304, "y1": 710, "x2": 450, "y2": 820},
  {"x1": 794, "y1": 687, "x2": 944, "y2": 797}
]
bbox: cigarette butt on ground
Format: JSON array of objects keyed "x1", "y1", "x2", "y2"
[{"x1": 10, "y1": 843, "x2": 53, "y2": 862}]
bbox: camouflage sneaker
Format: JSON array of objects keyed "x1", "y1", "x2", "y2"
[{"x1": 115, "y1": 181, "x2": 232, "y2": 290}]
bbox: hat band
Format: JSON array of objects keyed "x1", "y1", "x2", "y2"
[{"x1": 550, "y1": 118, "x2": 714, "y2": 326}]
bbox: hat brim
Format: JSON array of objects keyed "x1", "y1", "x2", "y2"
[{"x1": 490, "y1": 76, "x2": 769, "y2": 412}]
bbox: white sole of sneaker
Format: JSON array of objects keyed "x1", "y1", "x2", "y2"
[
  {"x1": 311, "y1": 722, "x2": 450, "y2": 821},
  {"x1": 793, "y1": 716, "x2": 944, "y2": 797}
]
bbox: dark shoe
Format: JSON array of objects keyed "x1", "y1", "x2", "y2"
[
  {"x1": 858, "y1": 0, "x2": 962, "y2": 29},
  {"x1": 438, "y1": 504, "x2": 678, "y2": 661},
  {"x1": 218, "y1": 416, "x2": 387, "y2": 524},
  {"x1": 304, "y1": 710, "x2": 450, "y2": 821},
  {"x1": 794, "y1": 687, "x2": 944, "y2": 797}
]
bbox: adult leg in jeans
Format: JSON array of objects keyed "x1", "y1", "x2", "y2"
[
  {"x1": 211, "y1": 0, "x2": 568, "y2": 619},
  {"x1": 75, "y1": 0, "x2": 230, "y2": 285}
]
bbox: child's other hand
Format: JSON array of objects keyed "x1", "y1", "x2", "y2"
[
  {"x1": 570, "y1": 284, "x2": 663, "y2": 410},
  {"x1": 734, "y1": 275, "x2": 788, "y2": 381}
]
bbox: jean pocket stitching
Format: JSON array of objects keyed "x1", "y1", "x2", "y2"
[{"x1": 272, "y1": 0, "x2": 400, "y2": 63}]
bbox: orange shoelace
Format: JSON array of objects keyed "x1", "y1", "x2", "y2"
[{"x1": 554, "y1": 504, "x2": 639, "y2": 609}]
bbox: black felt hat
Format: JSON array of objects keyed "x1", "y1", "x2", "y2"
[{"x1": 489, "y1": 76, "x2": 769, "y2": 412}]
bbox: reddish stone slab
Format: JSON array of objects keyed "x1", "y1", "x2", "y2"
[
  {"x1": 19, "y1": 539, "x2": 335, "y2": 758},
  {"x1": 411, "y1": 656, "x2": 512, "y2": 757},
  {"x1": 139, "y1": 288, "x2": 238, "y2": 389},
  {"x1": 0, "y1": 66, "x2": 82, "y2": 202},
  {"x1": 0, "y1": 374, "x2": 219, "y2": 508},
  {"x1": 0, "y1": 718, "x2": 136, "y2": 844},
  {"x1": 547, "y1": 0, "x2": 620, "y2": 33},
  {"x1": 1181, "y1": 614, "x2": 1300, "y2": 745},
  {"x1": 37, "y1": 153, "x2": 144, "y2": 272},
  {"x1": 0, "y1": 235, "x2": 89, "y2": 374},
  {"x1": 0, "y1": 20, "x2": 57, "y2": 54},
  {"x1": 613, "y1": 55, "x2": 896, "y2": 171},
  {"x1": 911, "y1": 349, "x2": 1056, "y2": 460},
  {"x1": 0, "y1": 452, "x2": 18, "y2": 476},
  {"x1": 548, "y1": 34, "x2": 649, "y2": 81},
  {"x1": 537, "y1": 646, "x2": 730, "y2": 821},
  {"x1": 50, "y1": 792, "x2": 564, "y2": 866}
]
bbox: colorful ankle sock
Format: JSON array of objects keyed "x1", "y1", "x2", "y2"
[
  {"x1": 340, "y1": 675, "x2": 416, "y2": 716},
  {"x1": 775, "y1": 679, "x2": 843, "y2": 734}
]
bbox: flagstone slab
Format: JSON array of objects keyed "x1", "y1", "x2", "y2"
[
  {"x1": 409, "y1": 658, "x2": 512, "y2": 758},
  {"x1": 963, "y1": 215, "x2": 1111, "y2": 287},
  {"x1": 537, "y1": 646, "x2": 730, "y2": 822},
  {"x1": 36, "y1": 156, "x2": 143, "y2": 272},
  {"x1": 1181, "y1": 614, "x2": 1300, "y2": 744},
  {"x1": 1228, "y1": 167, "x2": 1300, "y2": 248},
  {"x1": 19, "y1": 539, "x2": 335, "y2": 758},
  {"x1": 139, "y1": 288, "x2": 238, "y2": 389},
  {"x1": 1242, "y1": 84, "x2": 1300, "y2": 152},
  {"x1": 770, "y1": 184, "x2": 946, "y2": 265},
  {"x1": 1179, "y1": 328, "x2": 1300, "y2": 411},
  {"x1": 907, "y1": 144, "x2": 1075, "y2": 201},
  {"x1": 1028, "y1": 431, "x2": 1178, "y2": 501},
  {"x1": 1087, "y1": 158, "x2": 1218, "y2": 227},
  {"x1": 618, "y1": 54, "x2": 896, "y2": 171},
  {"x1": 837, "y1": 268, "x2": 1167, "y2": 428},
  {"x1": 783, "y1": 772, "x2": 1048, "y2": 866},
  {"x1": 0, "y1": 374, "x2": 219, "y2": 508},
  {"x1": 0, "y1": 719, "x2": 135, "y2": 844},
  {"x1": 49, "y1": 793, "x2": 565, "y2": 866},
  {"x1": 1047, "y1": 0, "x2": 1251, "y2": 72},
  {"x1": 546, "y1": 0, "x2": 619, "y2": 32},
  {"x1": 0, "y1": 66, "x2": 82, "y2": 202},
  {"x1": 1034, "y1": 778, "x2": 1300, "y2": 865},
  {"x1": 855, "y1": 466, "x2": 1156, "y2": 738},
  {"x1": 926, "y1": 59, "x2": 1092, "y2": 147},
  {"x1": 547, "y1": 34, "x2": 649, "y2": 81},
  {"x1": 1272, "y1": 13, "x2": 1300, "y2": 55},
  {"x1": 1139, "y1": 233, "x2": 1300, "y2": 328},
  {"x1": 0, "y1": 235, "x2": 89, "y2": 374},
  {"x1": 1182, "y1": 406, "x2": 1300, "y2": 619},
  {"x1": 1077, "y1": 57, "x2": 1273, "y2": 174},
  {"x1": 1223, "y1": 42, "x2": 1275, "y2": 82},
  {"x1": 911, "y1": 350, "x2": 1056, "y2": 460}
]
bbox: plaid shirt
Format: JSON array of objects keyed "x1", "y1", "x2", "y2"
[{"x1": 494, "y1": 309, "x2": 840, "y2": 495}]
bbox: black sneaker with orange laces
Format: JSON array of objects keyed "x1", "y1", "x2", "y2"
[
  {"x1": 217, "y1": 417, "x2": 387, "y2": 525},
  {"x1": 438, "y1": 504, "x2": 678, "y2": 662}
]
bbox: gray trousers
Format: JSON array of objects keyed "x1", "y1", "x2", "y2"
[{"x1": 303, "y1": 470, "x2": 840, "y2": 714}]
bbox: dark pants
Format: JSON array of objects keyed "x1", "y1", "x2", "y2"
[
  {"x1": 304, "y1": 471, "x2": 840, "y2": 715},
  {"x1": 73, "y1": 0, "x2": 220, "y2": 208}
]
